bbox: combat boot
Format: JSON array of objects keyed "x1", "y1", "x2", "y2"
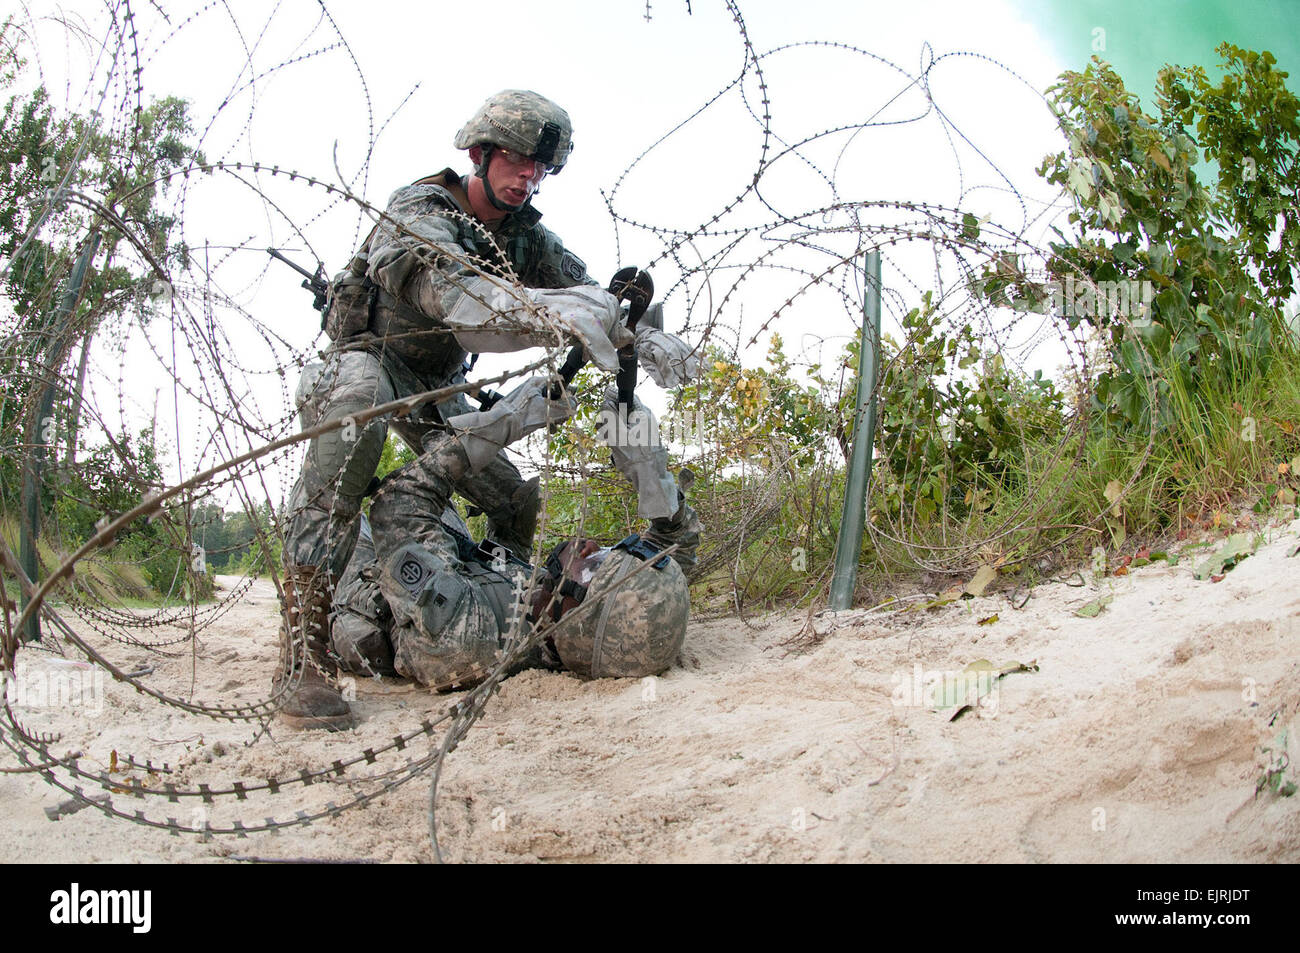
[
  {"x1": 272, "y1": 565, "x2": 354, "y2": 731},
  {"x1": 642, "y1": 490, "x2": 703, "y2": 574}
]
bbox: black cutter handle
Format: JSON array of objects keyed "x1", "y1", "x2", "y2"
[{"x1": 614, "y1": 268, "x2": 653, "y2": 409}]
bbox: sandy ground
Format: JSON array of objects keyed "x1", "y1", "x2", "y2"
[{"x1": 3, "y1": 518, "x2": 1298, "y2": 863}]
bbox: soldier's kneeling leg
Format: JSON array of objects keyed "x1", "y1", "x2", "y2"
[
  {"x1": 331, "y1": 522, "x2": 398, "y2": 677},
  {"x1": 284, "y1": 351, "x2": 393, "y2": 575}
]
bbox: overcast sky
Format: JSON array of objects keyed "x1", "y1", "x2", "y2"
[{"x1": 8, "y1": 0, "x2": 1287, "y2": 497}]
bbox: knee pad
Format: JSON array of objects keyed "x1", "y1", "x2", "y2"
[
  {"x1": 332, "y1": 597, "x2": 397, "y2": 677},
  {"x1": 312, "y1": 405, "x2": 387, "y2": 500},
  {"x1": 295, "y1": 362, "x2": 325, "y2": 428},
  {"x1": 303, "y1": 351, "x2": 394, "y2": 500},
  {"x1": 331, "y1": 545, "x2": 397, "y2": 677}
]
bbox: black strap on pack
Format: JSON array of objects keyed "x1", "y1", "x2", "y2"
[
  {"x1": 612, "y1": 533, "x2": 671, "y2": 570},
  {"x1": 365, "y1": 281, "x2": 379, "y2": 333},
  {"x1": 542, "y1": 540, "x2": 589, "y2": 620},
  {"x1": 433, "y1": 518, "x2": 531, "y2": 575}
]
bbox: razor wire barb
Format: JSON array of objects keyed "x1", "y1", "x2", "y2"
[{"x1": 0, "y1": 0, "x2": 1161, "y2": 858}]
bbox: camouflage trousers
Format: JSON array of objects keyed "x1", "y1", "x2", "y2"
[
  {"x1": 354, "y1": 435, "x2": 551, "y2": 688},
  {"x1": 282, "y1": 348, "x2": 540, "y2": 580}
]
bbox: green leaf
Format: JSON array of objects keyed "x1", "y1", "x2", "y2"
[
  {"x1": 1193, "y1": 533, "x2": 1260, "y2": 580},
  {"x1": 1075, "y1": 594, "x2": 1114, "y2": 618},
  {"x1": 929, "y1": 660, "x2": 993, "y2": 709},
  {"x1": 963, "y1": 564, "x2": 999, "y2": 597},
  {"x1": 1103, "y1": 479, "x2": 1123, "y2": 514},
  {"x1": 1110, "y1": 522, "x2": 1127, "y2": 549},
  {"x1": 928, "y1": 659, "x2": 1028, "y2": 711},
  {"x1": 1066, "y1": 159, "x2": 1094, "y2": 199}
]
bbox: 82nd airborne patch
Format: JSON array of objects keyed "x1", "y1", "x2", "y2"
[
  {"x1": 560, "y1": 251, "x2": 587, "y2": 282},
  {"x1": 398, "y1": 557, "x2": 429, "y2": 597}
]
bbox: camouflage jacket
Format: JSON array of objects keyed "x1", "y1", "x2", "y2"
[{"x1": 326, "y1": 168, "x2": 597, "y2": 388}]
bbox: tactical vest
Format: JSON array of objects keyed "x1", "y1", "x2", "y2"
[{"x1": 322, "y1": 169, "x2": 554, "y2": 387}]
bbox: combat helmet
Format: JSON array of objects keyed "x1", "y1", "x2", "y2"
[
  {"x1": 455, "y1": 89, "x2": 574, "y2": 175},
  {"x1": 542, "y1": 535, "x2": 689, "y2": 678}
]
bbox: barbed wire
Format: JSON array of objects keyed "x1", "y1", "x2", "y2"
[{"x1": 0, "y1": 0, "x2": 1157, "y2": 859}]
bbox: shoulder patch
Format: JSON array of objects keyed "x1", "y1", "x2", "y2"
[
  {"x1": 560, "y1": 251, "x2": 587, "y2": 282},
  {"x1": 398, "y1": 557, "x2": 429, "y2": 597}
]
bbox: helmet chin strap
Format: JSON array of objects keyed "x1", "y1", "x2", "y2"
[
  {"x1": 476, "y1": 146, "x2": 529, "y2": 213},
  {"x1": 482, "y1": 174, "x2": 524, "y2": 213}
]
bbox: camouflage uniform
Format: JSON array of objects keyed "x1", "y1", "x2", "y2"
[
  {"x1": 332, "y1": 431, "x2": 702, "y2": 689},
  {"x1": 284, "y1": 168, "x2": 599, "y2": 579}
]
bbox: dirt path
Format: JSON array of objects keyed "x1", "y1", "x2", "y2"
[{"x1": 2, "y1": 522, "x2": 1297, "y2": 863}]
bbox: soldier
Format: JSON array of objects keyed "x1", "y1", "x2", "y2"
[
  {"x1": 330, "y1": 384, "x2": 703, "y2": 691},
  {"x1": 278, "y1": 90, "x2": 698, "y2": 729}
]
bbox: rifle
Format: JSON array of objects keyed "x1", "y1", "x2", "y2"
[{"x1": 266, "y1": 247, "x2": 329, "y2": 313}]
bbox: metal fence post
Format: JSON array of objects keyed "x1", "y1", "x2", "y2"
[{"x1": 829, "y1": 250, "x2": 881, "y2": 611}]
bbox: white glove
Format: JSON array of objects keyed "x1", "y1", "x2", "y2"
[
  {"x1": 446, "y1": 376, "x2": 577, "y2": 472},
  {"x1": 634, "y1": 326, "x2": 700, "y2": 389},
  {"x1": 444, "y1": 277, "x2": 629, "y2": 372},
  {"x1": 528, "y1": 286, "x2": 632, "y2": 370}
]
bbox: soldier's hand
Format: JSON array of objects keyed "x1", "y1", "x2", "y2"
[
  {"x1": 507, "y1": 375, "x2": 579, "y2": 435},
  {"x1": 445, "y1": 277, "x2": 629, "y2": 364},
  {"x1": 446, "y1": 376, "x2": 577, "y2": 472},
  {"x1": 527, "y1": 286, "x2": 630, "y2": 371},
  {"x1": 634, "y1": 326, "x2": 700, "y2": 389}
]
